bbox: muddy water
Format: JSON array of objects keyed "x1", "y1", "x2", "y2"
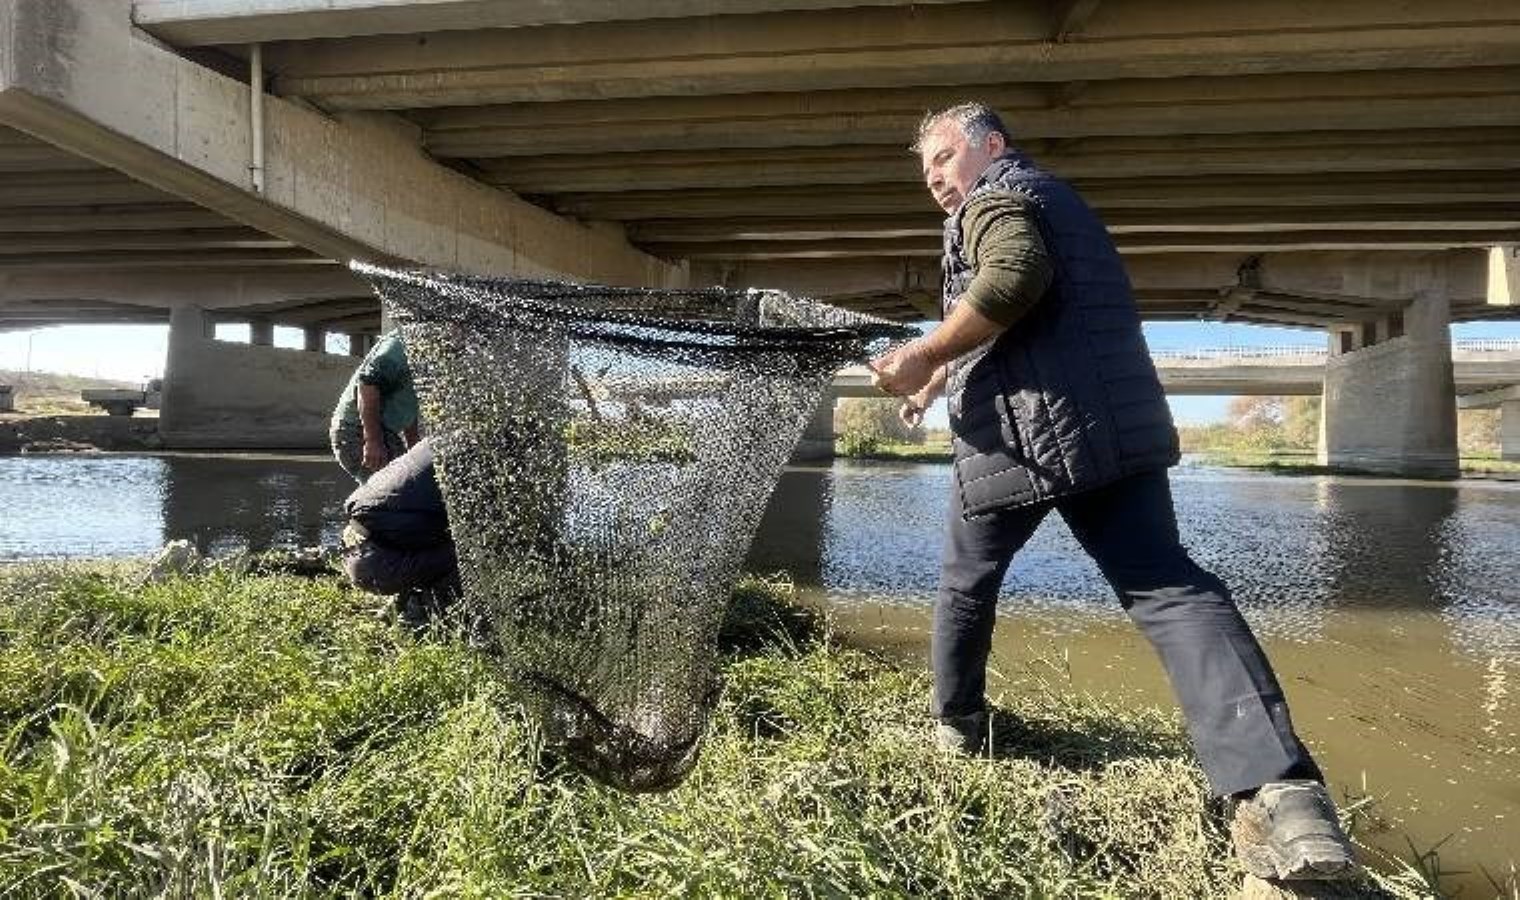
[{"x1": 2, "y1": 452, "x2": 1516, "y2": 890}]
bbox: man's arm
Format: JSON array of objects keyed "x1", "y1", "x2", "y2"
[
  {"x1": 356, "y1": 383, "x2": 391, "y2": 472},
  {"x1": 872, "y1": 191, "x2": 1054, "y2": 396}
]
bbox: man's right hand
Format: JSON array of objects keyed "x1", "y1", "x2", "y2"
[
  {"x1": 899, "y1": 399, "x2": 926, "y2": 430},
  {"x1": 361, "y1": 436, "x2": 390, "y2": 472}
]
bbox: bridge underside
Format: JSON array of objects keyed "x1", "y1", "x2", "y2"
[{"x1": 1, "y1": 0, "x2": 1518, "y2": 469}]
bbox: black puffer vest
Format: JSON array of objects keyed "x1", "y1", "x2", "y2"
[{"x1": 944, "y1": 153, "x2": 1178, "y2": 517}]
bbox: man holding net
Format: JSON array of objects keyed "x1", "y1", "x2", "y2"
[{"x1": 869, "y1": 103, "x2": 1359, "y2": 882}]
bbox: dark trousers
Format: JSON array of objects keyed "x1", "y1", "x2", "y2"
[
  {"x1": 933, "y1": 468, "x2": 1321, "y2": 797},
  {"x1": 343, "y1": 538, "x2": 458, "y2": 596}
]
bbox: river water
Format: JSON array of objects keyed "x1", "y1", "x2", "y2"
[{"x1": 2, "y1": 452, "x2": 1516, "y2": 889}]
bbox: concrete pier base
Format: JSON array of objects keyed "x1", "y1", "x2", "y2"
[
  {"x1": 792, "y1": 392, "x2": 837, "y2": 461},
  {"x1": 159, "y1": 304, "x2": 356, "y2": 449},
  {"x1": 1319, "y1": 288, "x2": 1458, "y2": 478}
]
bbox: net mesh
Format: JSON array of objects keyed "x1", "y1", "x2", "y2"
[{"x1": 355, "y1": 264, "x2": 914, "y2": 791}]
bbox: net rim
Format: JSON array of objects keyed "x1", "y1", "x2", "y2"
[{"x1": 352, "y1": 261, "x2": 917, "y2": 347}]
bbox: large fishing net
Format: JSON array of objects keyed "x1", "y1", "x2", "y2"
[{"x1": 355, "y1": 263, "x2": 913, "y2": 791}]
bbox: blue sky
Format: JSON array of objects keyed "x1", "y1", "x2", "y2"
[{"x1": 3, "y1": 318, "x2": 1519, "y2": 424}]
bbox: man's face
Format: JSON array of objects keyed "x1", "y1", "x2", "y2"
[{"x1": 920, "y1": 121, "x2": 1006, "y2": 214}]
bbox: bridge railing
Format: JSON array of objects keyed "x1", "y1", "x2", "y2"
[
  {"x1": 1149, "y1": 345, "x2": 1325, "y2": 360},
  {"x1": 1149, "y1": 339, "x2": 1520, "y2": 361},
  {"x1": 1452, "y1": 338, "x2": 1520, "y2": 353}
]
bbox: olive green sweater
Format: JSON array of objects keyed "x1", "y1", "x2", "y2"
[{"x1": 955, "y1": 191, "x2": 1055, "y2": 327}]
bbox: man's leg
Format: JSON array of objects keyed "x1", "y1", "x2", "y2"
[
  {"x1": 343, "y1": 536, "x2": 458, "y2": 597},
  {"x1": 1056, "y1": 469, "x2": 1319, "y2": 796},
  {"x1": 1057, "y1": 470, "x2": 1356, "y2": 880},
  {"x1": 932, "y1": 487, "x2": 1047, "y2": 722}
]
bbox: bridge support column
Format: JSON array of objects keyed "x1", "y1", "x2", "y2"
[
  {"x1": 1318, "y1": 286, "x2": 1457, "y2": 478},
  {"x1": 160, "y1": 303, "x2": 358, "y2": 449},
  {"x1": 792, "y1": 391, "x2": 837, "y2": 461},
  {"x1": 249, "y1": 319, "x2": 274, "y2": 347},
  {"x1": 160, "y1": 305, "x2": 211, "y2": 443},
  {"x1": 1503, "y1": 400, "x2": 1520, "y2": 461}
]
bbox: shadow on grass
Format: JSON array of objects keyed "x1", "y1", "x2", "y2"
[{"x1": 983, "y1": 700, "x2": 1188, "y2": 772}]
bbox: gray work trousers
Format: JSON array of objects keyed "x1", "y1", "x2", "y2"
[{"x1": 933, "y1": 468, "x2": 1321, "y2": 797}]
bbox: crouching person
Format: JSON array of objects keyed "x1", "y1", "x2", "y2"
[{"x1": 341, "y1": 437, "x2": 460, "y2": 628}]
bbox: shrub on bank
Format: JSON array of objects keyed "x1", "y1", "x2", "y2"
[{"x1": 0, "y1": 567, "x2": 1428, "y2": 897}]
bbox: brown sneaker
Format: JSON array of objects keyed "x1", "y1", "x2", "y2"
[{"x1": 1229, "y1": 780, "x2": 1360, "y2": 881}]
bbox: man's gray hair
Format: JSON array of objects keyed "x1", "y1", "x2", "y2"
[{"x1": 911, "y1": 102, "x2": 1011, "y2": 153}]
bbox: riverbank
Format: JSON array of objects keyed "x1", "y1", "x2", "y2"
[
  {"x1": 0, "y1": 371, "x2": 164, "y2": 453},
  {"x1": 0, "y1": 565, "x2": 1432, "y2": 897},
  {"x1": 838, "y1": 440, "x2": 1520, "y2": 479},
  {"x1": 1189, "y1": 449, "x2": 1520, "y2": 478}
]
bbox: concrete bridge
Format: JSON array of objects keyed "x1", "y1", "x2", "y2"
[
  {"x1": 2, "y1": 1, "x2": 1520, "y2": 475},
  {"x1": 813, "y1": 340, "x2": 1520, "y2": 461}
]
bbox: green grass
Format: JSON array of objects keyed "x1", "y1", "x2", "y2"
[{"x1": 0, "y1": 566, "x2": 1436, "y2": 897}]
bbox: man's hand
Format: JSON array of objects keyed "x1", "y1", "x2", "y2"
[
  {"x1": 899, "y1": 398, "x2": 926, "y2": 430},
  {"x1": 869, "y1": 342, "x2": 938, "y2": 397},
  {"x1": 361, "y1": 436, "x2": 390, "y2": 472}
]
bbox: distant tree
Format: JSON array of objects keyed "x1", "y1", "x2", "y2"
[
  {"x1": 1228, "y1": 396, "x2": 1284, "y2": 430},
  {"x1": 1281, "y1": 397, "x2": 1320, "y2": 449},
  {"x1": 836, "y1": 397, "x2": 923, "y2": 455},
  {"x1": 1458, "y1": 409, "x2": 1500, "y2": 455}
]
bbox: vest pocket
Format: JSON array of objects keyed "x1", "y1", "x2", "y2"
[{"x1": 953, "y1": 444, "x2": 1035, "y2": 518}]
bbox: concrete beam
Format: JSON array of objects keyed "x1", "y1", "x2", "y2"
[
  {"x1": 1050, "y1": 0, "x2": 1103, "y2": 42},
  {"x1": 0, "y1": 204, "x2": 245, "y2": 232},
  {"x1": 479, "y1": 130, "x2": 1520, "y2": 192},
  {"x1": 262, "y1": 2, "x2": 1520, "y2": 108},
  {"x1": 691, "y1": 251, "x2": 1493, "y2": 312},
  {"x1": 630, "y1": 207, "x2": 1520, "y2": 244},
  {"x1": 0, "y1": 250, "x2": 336, "y2": 271},
  {"x1": 543, "y1": 173, "x2": 1520, "y2": 222},
  {"x1": 0, "y1": 0, "x2": 684, "y2": 287},
  {"x1": 0, "y1": 268, "x2": 370, "y2": 308},
  {"x1": 1457, "y1": 385, "x2": 1520, "y2": 409},
  {"x1": 134, "y1": 0, "x2": 967, "y2": 46},
  {"x1": 420, "y1": 69, "x2": 1520, "y2": 156},
  {"x1": 0, "y1": 228, "x2": 296, "y2": 253},
  {"x1": 0, "y1": 171, "x2": 177, "y2": 206},
  {"x1": 638, "y1": 231, "x2": 1519, "y2": 263}
]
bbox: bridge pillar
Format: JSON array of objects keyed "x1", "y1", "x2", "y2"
[
  {"x1": 792, "y1": 392, "x2": 837, "y2": 461},
  {"x1": 1503, "y1": 400, "x2": 1520, "y2": 461},
  {"x1": 249, "y1": 319, "x2": 274, "y2": 347},
  {"x1": 1319, "y1": 286, "x2": 1458, "y2": 478},
  {"x1": 160, "y1": 303, "x2": 356, "y2": 449}
]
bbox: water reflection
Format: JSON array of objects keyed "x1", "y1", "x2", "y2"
[
  {"x1": 159, "y1": 455, "x2": 349, "y2": 555},
  {"x1": 1, "y1": 455, "x2": 168, "y2": 559},
  {"x1": 746, "y1": 463, "x2": 1519, "y2": 632},
  {"x1": 0, "y1": 453, "x2": 350, "y2": 560}
]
